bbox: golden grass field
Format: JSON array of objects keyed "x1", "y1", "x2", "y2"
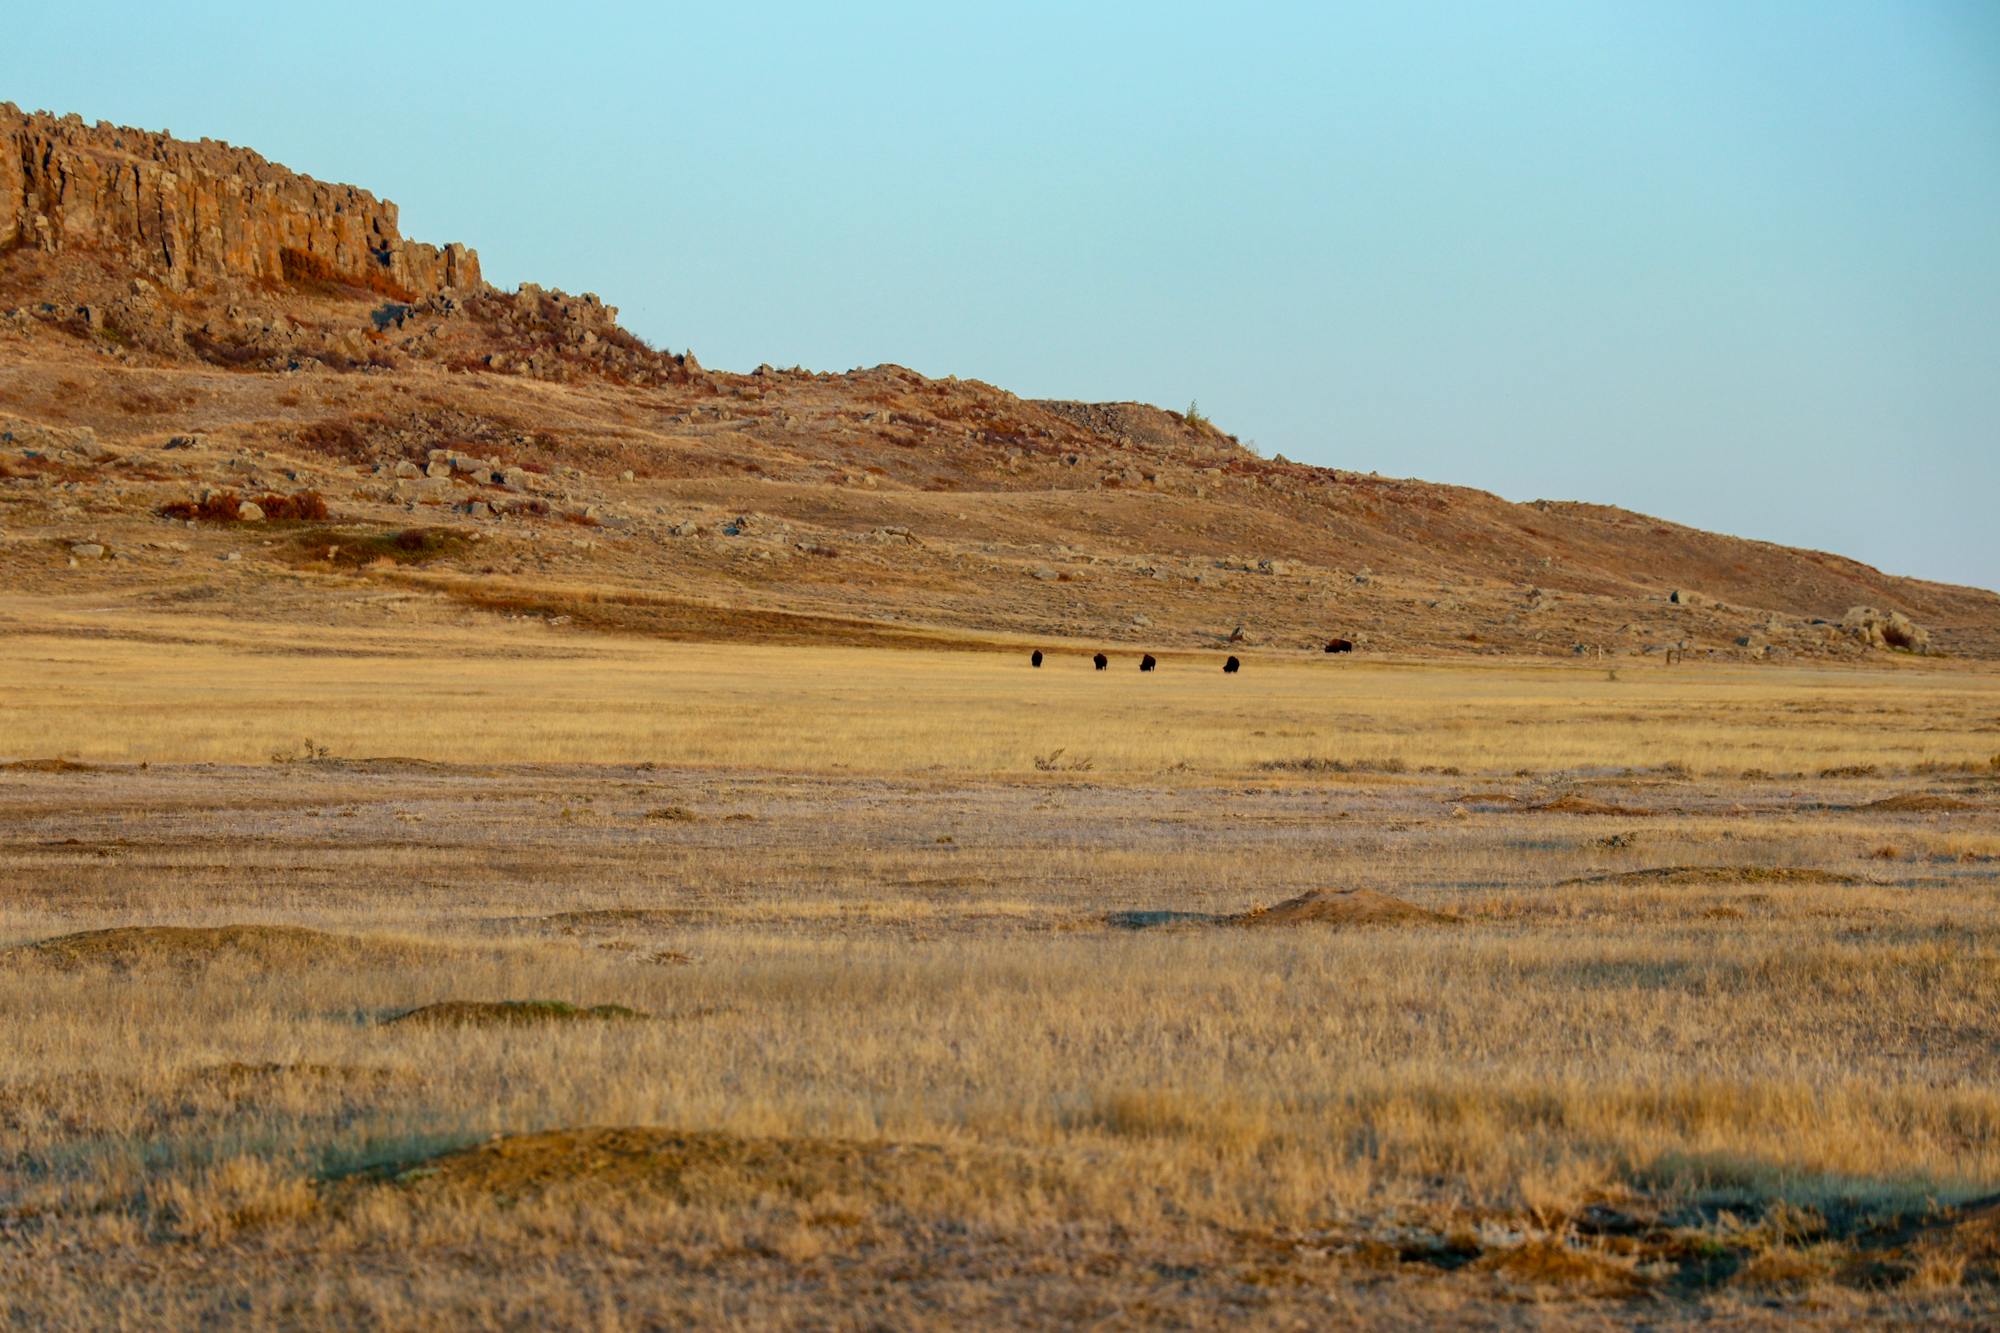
[
  {"x1": 4, "y1": 596, "x2": 1998, "y2": 775},
  {"x1": 3, "y1": 608, "x2": 1999, "y2": 1327}
]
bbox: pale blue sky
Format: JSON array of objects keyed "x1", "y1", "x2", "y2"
[{"x1": 7, "y1": 2, "x2": 1996, "y2": 589}]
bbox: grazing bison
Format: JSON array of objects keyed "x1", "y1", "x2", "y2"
[
  {"x1": 1093, "y1": 653, "x2": 1108, "y2": 671},
  {"x1": 1031, "y1": 650, "x2": 1043, "y2": 668},
  {"x1": 1325, "y1": 638, "x2": 1354, "y2": 654},
  {"x1": 1139, "y1": 654, "x2": 1157, "y2": 672},
  {"x1": 1223, "y1": 656, "x2": 1241, "y2": 674}
]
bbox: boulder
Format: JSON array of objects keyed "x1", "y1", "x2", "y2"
[
  {"x1": 1841, "y1": 606, "x2": 1930, "y2": 653},
  {"x1": 236, "y1": 501, "x2": 265, "y2": 522}
]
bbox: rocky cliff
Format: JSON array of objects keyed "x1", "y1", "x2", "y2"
[{"x1": 1, "y1": 105, "x2": 478, "y2": 296}]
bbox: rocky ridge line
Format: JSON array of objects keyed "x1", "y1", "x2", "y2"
[{"x1": 1, "y1": 104, "x2": 478, "y2": 296}]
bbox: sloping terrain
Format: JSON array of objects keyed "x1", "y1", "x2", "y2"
[{"x1": 4, "y1": 103, "x2": 1995, "y2": 659}]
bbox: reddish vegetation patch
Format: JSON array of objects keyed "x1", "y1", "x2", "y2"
[{"x1": 158, "y1": 490, "x2": 329, "y2": 523}]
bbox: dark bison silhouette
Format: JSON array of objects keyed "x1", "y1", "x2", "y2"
[
  {"x1": 1031, "y1": 650, "x2": 1043, "y2": 668},
  {"x1": 1093, "y1": 653, "x2": 1108, "y2": 671},
  {"x1": 1139, "y1": 654, "x2": 1157, "y2": 672},
  {"x1": 1325, "y1": 638, "x2": 1354, "y2": 653},
  {"x1": 1223, "y1": 656, "x2": 1241, "y2": 674}
]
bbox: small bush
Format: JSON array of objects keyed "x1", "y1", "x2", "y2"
[
  {"x1": 290, "y1": 526, "x2": 474, "y2": 569},
  {"x1": 159, "y1": 491, "x2": 247, "y2": 523},
  {"x1": 158, "y1": 490, "x2": 328, "y2": 524},
  {"x1": 1258, "y1": 757, "x2": 1408, "y2": 775},
  {"x1": 294, "y1": 418, "x2": 372, "y2": 464},
  {"x1": 257, "y1": 491, "x2": 330, "y2": 522}
]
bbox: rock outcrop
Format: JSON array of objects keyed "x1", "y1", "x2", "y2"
[
  {"x1": 1841, "y1": 606, "x2": 1930, "y2": 653},
  {"x1": 2, "y1": 105, "x2": 478, "y2": 296}
]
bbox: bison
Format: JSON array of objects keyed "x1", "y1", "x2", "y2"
[
  {"x1": 1223, "y1": 656, "x2": 1241, "y2": 674},
  {"x1": 1325, "y1": 638, "x2": 1354, "y2": 654},
  {"x1": 1139, "y1": 654, "x2": 1157, "y2": 672},
  {"x1": 1031, "y1": 649, "x2": 1043, "y2": 668},
  {"x1": 1093, "y1": 653, "x2": 1108, "y2": 671}
]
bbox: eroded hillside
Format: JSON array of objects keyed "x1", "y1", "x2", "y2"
[{"x1": 4, "y1": 105, "x2": 1994, "y2": 660}]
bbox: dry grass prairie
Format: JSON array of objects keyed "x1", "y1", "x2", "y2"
[
  {"x1": 2, "y1": 613, "x2": 1999, "y2": 1327},
  {"x1": 3, "y1": 597, "x2": 1997, "y2": 775}
]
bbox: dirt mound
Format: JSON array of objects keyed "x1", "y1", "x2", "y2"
[
  {"x1": 3, "y1": 924, "x2": 438, "y2": 972},
  {"x1": 352, "y1": 1126, "x2": 1012, "y2": 1208},
  {"x1": 1527, "y1": 795, "x2": 1656, "y2": 816},
  {"x1": 1109, "y1": 888, "x2": 1454, "y2": 931},
  {"x1": 1561, "y1": 866, "x2": 1861, "y2": 888},
  {"x1": 384, "y1": 1000, "x2": 649, "y2": 1028},
  {"x1": 1235, "y1": 888, "x2": 1458, "y2": 928},
  {"x1": 0, "y1": 758, "x2": 101, "y2": 773},
  {"x1": 1861, "y1": 793, "x2": 1976, "y2": 813}
]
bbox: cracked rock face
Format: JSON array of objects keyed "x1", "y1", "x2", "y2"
[{"x1": 1, "y1": 104, "x2": 478, "y2": 295}]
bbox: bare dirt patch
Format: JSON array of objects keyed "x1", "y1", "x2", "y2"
[
  {"x1": 3, "y1": 924, "x2": 440, "y2": 972},
  {"x1": 384, "y1": 1000, "x2": 649, "y2": 1027},
  {"x1": 0, "y1": 758, "x2": 103, "y2": 773}
]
